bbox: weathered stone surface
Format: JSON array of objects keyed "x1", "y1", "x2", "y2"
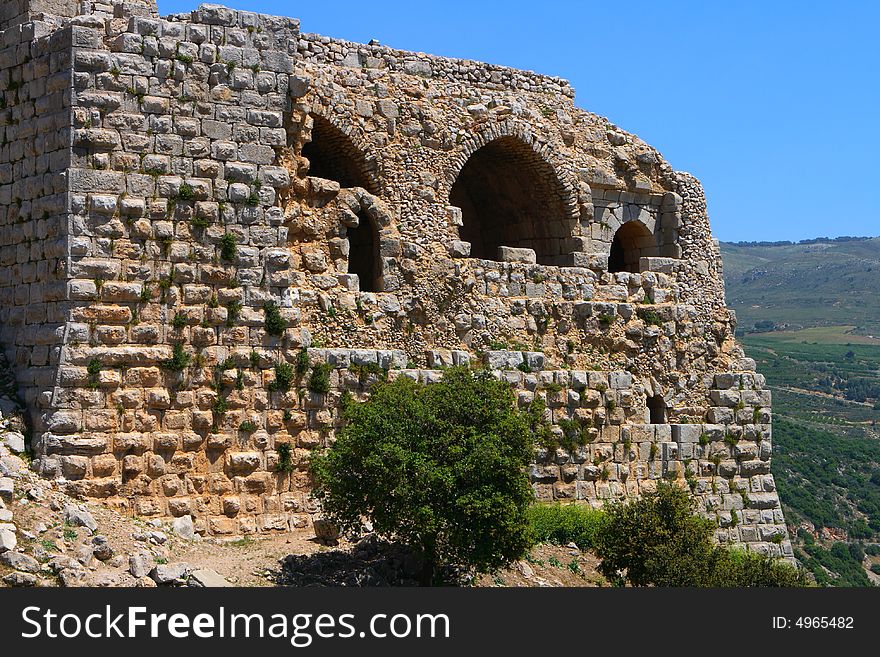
[
  {"x1": 2, "y1": 432, "x2": 25, "y2": 454},
  {"x1": 0, "y1": 478, "x2": 13, "y2": 502},
  {"x1": 129, "y1": 553, "x2": 151, "y2": 579},
  {"x1": 485, "y1": 351, "x2": 524, "y2": 370},
  {"x1": 188, "y1": 568, "x2": 231, "y2": 587},
  {"x1": 172, "y1": 515, "x2": 196, "y2": 540},
  {"x1": 91, "y1": 535, "x2": 114, "y2": 561},
  {"x1": 64, "y1": 506, "x2": 98, "y2": 533},
  {"x1": 150, "y1": 563, "x2": 191, "y2": 584},
  {"x1": 497, "y1": 246, "x2": 537, "y2": 264},
  {"x1": 0, "y1": 528, "x2": 18, "y2": 553},
  {"x1": 3, "y1": 572, "x2": 37, "y2": 587},
  {"x1": 58, "y1": 567, "x2": 88, "y2": 587},
  {"x1": 0, "y1": 550, "x2": 40, "y2": 573},
  {"x1": 449, "y1": 240, "x2": 471, "y2": 258},
  {"x1": 313, "y1": 517, "x2": 339, "y2": 542}
]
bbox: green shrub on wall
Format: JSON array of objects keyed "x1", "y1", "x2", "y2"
[
  {"x1": 307, "y1": 362, "x2": 332, "y2": 394},
  {"x1": 263, "y1": 300, "x2": 287, "y2": 336}
]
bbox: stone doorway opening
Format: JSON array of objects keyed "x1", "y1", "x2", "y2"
[
  {"x1": 347, "y1": 212, "x2": 380, "y2": 293},
  {"x1": 647, "y1": 394, "x2": 667, "y2": 424},
  {"x1": 608, "y1": 221, "x2": 658, "y2": 273}
]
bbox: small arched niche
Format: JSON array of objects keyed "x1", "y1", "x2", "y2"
[
  {"x1": 301, "y1": 114, "x2": 378, "y2": 193},
  {"x1": 347, "y1": 211, "x2": 380, "y2": 293},
  {"x1": 647, "y1": 395, "x2": 667, "y2": 424},
  {"x1": 608, "y1": 221, "x2": 659, "y2": 273},
  {"x1": 449, "y1": 136, "x2": 574, "y2": 265}
]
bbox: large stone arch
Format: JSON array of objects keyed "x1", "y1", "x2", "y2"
[
  {"x1": 300, "y1": 111, "x2": 382, "y2": 195},
  {"x1": 446, "y1": 125, "x2": 579, "y2": 265}
]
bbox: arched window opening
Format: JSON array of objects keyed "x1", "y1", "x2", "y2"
[
  {"x1": 449, "y1": 137, "x2": 573, "y2": 265},
  {"x1": 347, "y1": 212, "x2": 379, "y2": 293},
  {"x1": 648, "y1": 395, "x2": 667, "y2": 424},
  {"x1": 608, "y1": 221, "x2": 657, "y2": 273},
  {"x1": 301, "y1": 114, "x2": 377, "y2": 193}
]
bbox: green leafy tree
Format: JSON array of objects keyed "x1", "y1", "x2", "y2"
[
  {"x1": 311, "y1": 367, "x2": 536, "y2": 585},
  {"x1": 594, "y1": 482, "x2": 719, "y2": 586},
  {"x1": 594, "y1": 482, "x2": 806, "y2": 587}
]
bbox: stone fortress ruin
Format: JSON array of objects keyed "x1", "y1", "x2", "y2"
[{"x1": 0, "y1": 0, "x2": 792, "y2": 558}]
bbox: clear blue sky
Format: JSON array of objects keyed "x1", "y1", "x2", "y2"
[{"x1": 158, "y1": 1, "x2": 879, "y2": 243}]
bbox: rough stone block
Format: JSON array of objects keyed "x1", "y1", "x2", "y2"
[
  {"x1": 497, "y1": 246, "x2": 537, "y2": 264},
  {"x1": 0, "y1": 478, "x2": 13, "y2": 502},
  {"x1": 671, "y1": 424, "x2": 701, "y2": 443},
  {"x1": 484, "y1": 351, "x2": 524, "y2": 370},
  {"x1": 449, "y1": 240, "x2": 471, "y2": 258}
]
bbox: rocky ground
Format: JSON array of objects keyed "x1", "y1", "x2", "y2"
[{"x1": 1, "y1": 403, "x2": 604, "y2": 588}]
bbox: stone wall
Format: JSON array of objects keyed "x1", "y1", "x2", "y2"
[
  {"x1": 0, "y1": 1, "x2": 791, "y2": 559},
  {"x1": 0, "y1": 18, "x2": 72, "y2": 438}
]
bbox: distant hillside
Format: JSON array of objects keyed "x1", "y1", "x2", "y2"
[
  {"x1": 720, "y1": 236, "x2": 880, "y2": 586},
  {"x1": 720, "y1": 236, "x2": 880, "y2": 335}
]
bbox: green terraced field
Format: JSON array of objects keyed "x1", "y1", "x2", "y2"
[{"x1": 742, "y1": 331, "x2": 880, "y2": 412}]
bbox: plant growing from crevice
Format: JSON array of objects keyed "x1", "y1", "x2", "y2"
[
  {"x1": 212, "y1": 395, "x2": 229, "y2": 416},
  {"x1": 176, "y1": 182, "x2": 195, "y2": 201},
  {"x1": 556, "y1": 417, "x2": 590, "y2": 452},
  {"x1": 276, "y1": 442, "x2": 294, "y2": 473},
  {"x1": 640, "y1": 310, "x2": 663, "y2": 326},
  {"x1": 87, "y1": 358, "x2": 101, "y2": 389},
  {"x1": 219, "y1": 233, "x2": 237, "y2": 262},
  {"x1": 268, "y1": 361, "x2": 294, "y2": 392},
  {"x1": 263, "y1": 300, "x2": 287, "y2": 336},
  {"x1": 348, "y1": 362, "x2": 389, "y2": 384},
  {"x1": 224, "y1": 299, "x2": 243, "y2": 326},
  {"x1": 162, "y1": 344, "x2": 190, "y2": 371},
  {"x1": 308, "y1": 362, "x2": 332, "y2": 394},
  {"x1": 192, "y1": 215, "x2": 209, "y2": 231},
  {"x1": 295, "y1": 347, "x2": 310, "y2": 376},
  {"x1": 158, "y1": 275, "x2": 173, "y2": 302}
]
